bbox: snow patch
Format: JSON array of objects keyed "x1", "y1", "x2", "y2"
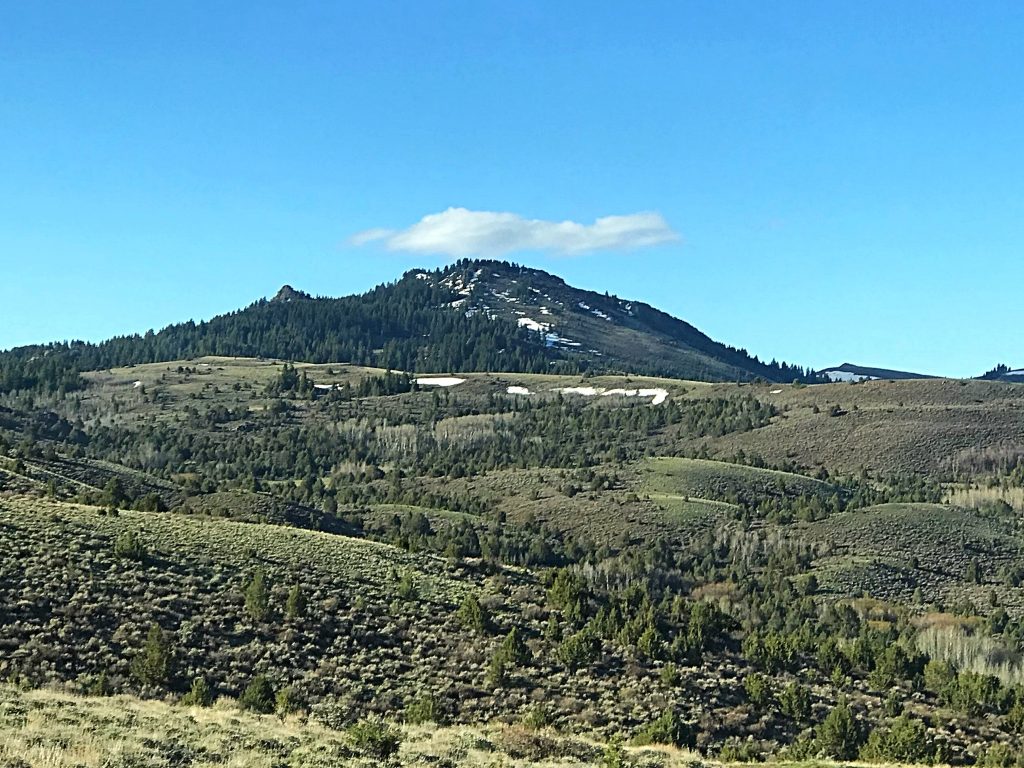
[
  {"x1": 1005, "y1": 369, "x2": 1024, "y2": 377},
  {"x1": 557, "y1": 386, "x2": 668, "y2": 405},
  {"x1": 823, "y1": 370, "x2": 878, "y2": 382},
  {"x1": 545, "y1": 333, "x2": 581, "y2": 347},
  {"x1": 415, "y1": 377, "x2": 466, "y2": 387},
  {"x1": 506, "y1": 386, "x2": 532, "y2": 395},
  {"x1": 770, "y1": 389, "x2": 783, "y2": 394},
  {"x1": 560, "y1": 386, "x2": 601, "y2": 397},
  {"x1": 518, "y1": 317, "x2": 551, "y2": 333},
  {"x1": 132, "y1": 380, "x2": 143, "y2": 388}
]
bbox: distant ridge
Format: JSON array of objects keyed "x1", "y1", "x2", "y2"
[{"x1": 818, "y1": 363, "x2": 935, "y2": 382}]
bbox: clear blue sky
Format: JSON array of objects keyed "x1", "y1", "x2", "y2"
[{"x1": 2, "y1": 2, "x2": 1022, "y2": 377}]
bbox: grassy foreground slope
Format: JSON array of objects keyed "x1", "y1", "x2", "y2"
[{"x1": 0, "y1": 684, "x2": 703, "y2": 768}]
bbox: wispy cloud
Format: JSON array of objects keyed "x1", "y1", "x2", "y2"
[{"x1": 350, "y1": 207, "x2": 679, "y2": 257}]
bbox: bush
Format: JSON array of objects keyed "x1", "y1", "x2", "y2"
[
  {"x1": 285, "y1": 584, "x2": 306, "y2": 620},
  {"x1": 744, "y1": 672, "x2": 771, "y2": 708},
  {"x1": 113, "y1": 530, "x2": 147, "y2": 561},
  {"x1": 631, "y1": 708, "x2": 692, "y2": 748},
  {"x1": 981, "y1": 743, "x2": 1024, "y2": 768},
  {"x1": 521, "y1": 704, "x2": 553, "y2": 730},
  {"x1": 860, "y1": 715, "x2": 933, "y2": 764},
  {"x1": 405, "y1": 692, "x2": 443, "y2": 725},
  {"x1": 239, "y1": 675, "x2": 276, "y2": 713},
  {"x1": 779, "y1": 681, "x2": 812, "y2": 723},
  {"x1": 244, "y1": 570, "x2": 271, "y2": 622},
  {"x1": 602, "y1": 735, "x2": 627, "y2": 768},
  {"x1": 181, "y1": 676, "x2": 212, "y2": 707},
  {"x1": 457, "y1": 593, "x2": 490, "y2": 633},
  {"x1": 396, "y1": 571, "x2": 418, "y2": 601},
  {"x1": 130, "y1": 624, "x2": 171, "y2": 688},
  {"x1": 275, "y1": 685, "x2": 302, "y2": 717},
  {"x1": 815, "y1": 700, "x2": 864, "y2": 760},
  {"x1": 557, "y1": 628, "x2": 600, "y2": 671},
  {"x1": 348, "y1": 715, "x2": 402, "y2": 759}
]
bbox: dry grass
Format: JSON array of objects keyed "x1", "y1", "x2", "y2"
[{"x1": 0, "y1": 683, "x2": 717, "y2": 768}]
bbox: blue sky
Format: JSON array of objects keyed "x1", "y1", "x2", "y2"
[{"x1": 2, "y1": 2, "x2": 1022, "y2": 377}]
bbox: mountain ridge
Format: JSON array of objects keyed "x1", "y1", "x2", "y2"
[{"x1": 0, "y1": 259, "x2": 814, "y2": 393}]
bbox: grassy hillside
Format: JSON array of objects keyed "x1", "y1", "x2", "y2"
[
  {"x1": 678, "y1": 378, "x2": 1024, "y2": 476},
  {"x1": 0, "y1": 683, "x2": 706, "y2": 768},
  {"x1": 4, "y1": 356, "x2": 1024, "y2": 764},
  {"x1": 638, "y1": 457, "x2": 842, "y2": 505}
]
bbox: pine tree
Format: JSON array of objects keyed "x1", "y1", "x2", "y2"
[
  {"x1": 245, "y1": 570, "x2": 271, "y2": 622},
  {"x1": 130, "y1": 624, "x2": 172, "y2": 688}
]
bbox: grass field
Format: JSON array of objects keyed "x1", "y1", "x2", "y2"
[{"x1": 0, "y1": 683, "x2": 706, "y2": 768}]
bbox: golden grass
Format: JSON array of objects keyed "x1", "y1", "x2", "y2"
[{"x1": 0, "y1": 684, "x2": 951, "y2": 768}]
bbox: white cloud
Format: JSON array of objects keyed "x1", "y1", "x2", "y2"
[{"x1": 350, "y1": 207, "x2": 679, "y2": 257}]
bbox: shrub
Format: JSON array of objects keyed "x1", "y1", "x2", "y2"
[
  {"x1": 815, "y1": 700, "x2": 863, "y2": 760},
  {"x1": 602, "y1": 735, "x2": 627, "y2": 768},
  {"x1": 631, "y1": 708, "x2": 692, "y2": 748},
  {"x1": 181, "y1": 676, "x2": 212, "y2": 707},
  {"x1": 981, "y1": 743, "x2": 1024, "y2": 768},
  {"x1": 285, "y1": 584, "x2": 306, "y2": 620},
  {"x1": 557, "y1": 628, "x2": 600, "y2": 671},
  {"x1": 348, "y1": 715, "x2": 402, "y2": 759},
  {"x1": 130, "y1": 624, "x2": 171, "y2": 688},
  {"x1": 521, "y1": 704, "x2": 553, "y2": 730},
  {"x1": 239, "y1": 675, "x2": 276, "y2": 713},
  {"x1": 275, "y1": 686, "x2": 302, "y2": 717},
  {"x1": 860, "y1": 715, "x2": 932, "y2": 764},
  {"x1": 244, "y1": 570, "x2": 271, "y2": 622},
  {"x1": 405, "y1": 692, "x2": 443, "y2": 725},
  {"x1": 500, "y1": 628, "x2": 531, "y2": 666},
  {"x1": 744, "y1": 672, "x2": 771, "y2": 708},
  {"x1": 113, "y1": 530, "x2": 147, "y2": 561},
  {"x1": 457, "y1": 592, "x2": 490, "y2": 633},
  {"x1": 779, "y1": 681, "x2": 812, "y2": 723},
  {"x1": 396, "y1": 571, "x2": 418, "y2": 601}
]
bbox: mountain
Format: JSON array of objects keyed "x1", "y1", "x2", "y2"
[
  {"x1": 0, "y1": 259, "x2": 811, "y2": 394},
  {"x1": 817, "y1": 362, "x2": 935, "y2": 382},
  {"x1": 411, "y1": 260, "x2": 810, "y2": 382}
]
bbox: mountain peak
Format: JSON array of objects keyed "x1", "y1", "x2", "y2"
[{"x1": 271, "y1": 285, "x2": 310, "y2": 303}]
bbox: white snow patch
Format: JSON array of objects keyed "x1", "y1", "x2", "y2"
[
  {"x1": 770, "y1": 389, "x2": 783, "y2": 394},
  {"x1": 1005, "y1": 369, "x2": 1024, "y2": 377},
  {"x1": 823, "y1": 370, "x2": 877, "y2": 382},
  {"x1": 545, "y1": 333, "x2": 581, "y2": 347},
  {"x1": 415, "y1": 377, "x2": 466, "y2": 387},
  {"x1": 637, "y1": 388, "x2": 669, "y2": 405},
  {"x1": 578, "y1": 301, "x2": 591, "y2": 310},
  {"x1": 415, "y1": 272, "x2": 431, "y2": 280},
  {"x1": 557, "y1": 386, "x2": 668, "y2": 405},
  {"x1": 518, "y1": 317, "x2": 551, "y2": 332},
  {"x1": 507, "y1": 386, "x2": 532, "y2": 395},
  {"x1": 560, "y1": 386, "x2": 601, "y2": 397},
  {"x1": 132, "y1": 380, "x2": 143, "y2": 388},
  {"x1": 539, "y1": 306, "x2": 552, "y2": 315}
]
